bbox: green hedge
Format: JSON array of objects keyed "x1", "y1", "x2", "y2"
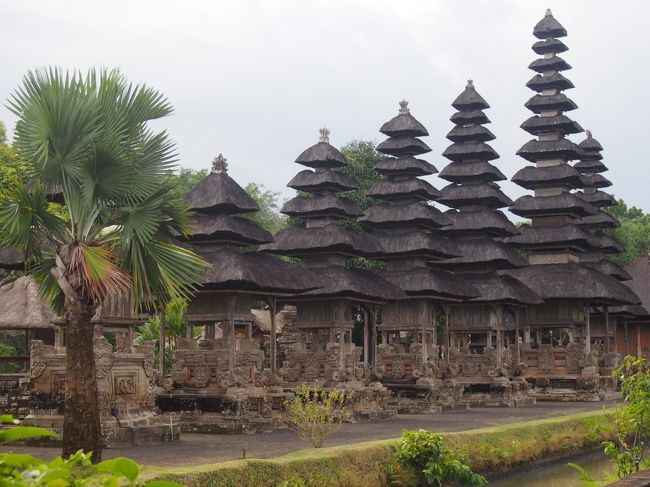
[{"x1": 146, "y1": 409, "x2": 615, "y2": 487}]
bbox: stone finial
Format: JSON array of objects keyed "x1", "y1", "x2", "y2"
[
  {"x1": 211, "y1": 153, "x2": 228, "y2": 174},
  {"x1": 319, "y1": 127, "x2": 330, "y2": 143},
  {"x1": 466, "y1": 79, "x2": 474, "y2": 90},
  {"x1": 545, "y1": 8, "x2": 552, "y2": 16},
  {"x1": 399, "y1": 99, "x2": 410, "y2": 115},
  {"x1": 586, "y1": 129, "x2": 592, "y2": 139}
]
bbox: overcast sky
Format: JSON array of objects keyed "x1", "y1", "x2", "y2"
[{"x1": 2, "y1": 0, "x2": 649, "y2": 215}]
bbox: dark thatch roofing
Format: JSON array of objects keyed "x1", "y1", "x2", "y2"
[
  {"x1": 446, "y1": 125, "x2": 495, "y2": 143},
  {"x1": 260, "y1": 223, "x2": 380, "y2": 257},
  {"x1": 281, "y1": 195, "x2": 362, "y2": 219},
  {"x1": 596, "y1": 234, "x2": 624, "y2": 254},
  {"x1": 300, "y1": 265, "x2": 406, "y2": 302},
  {"x1": 442, "y1": 142, "x2": 499, "y2": 162},
  {"x1": 370, "y1": 232, "x2": 458, "y2": 260},
  {"x1": 517, "y1": 139, "x2": 581, "y2": 162},
  {"x1": 379, "y1": 267, "x2": 479, "y2": 301},
  {"x1": 288, "y1": 168, "x2": 356, "y2": 193},
  {"x1": 504, "y1": 224, "x2": 603, "y2": 252},
  {"x1": 511, "y1": 164, "x2": 585, "y2": 190},
  {"x1": 451, "y1": 80, "x2": 489, "y2": 110},
  {"x1": 0, "y1": 277, "x2": 54, "y2": 329},
  {"x1": 438, "y1": 161, "x2": 506, "y2": 183},
  {"x1": 575, "y1": 190, "x2": 617, "y2": 207},
  {"x1": 520, "y1": 115, "x2": 583, "y2": 136},
  {"x1": 379, "y1": 105, "x2": 429, "y2": 137},
  {"x1": 295, "y1": 141, "x2": 348, "y2": 169},
  {"x1": 436, "y1": 238, "x2": 527, "y2": 270},
  {"x1": 577, "y1": 212, "x2": 619, "y2": 229},
  {"x1": 582, "y1": 174, "x2": 612, "y2": 189},
  {"x1": 502, "y1": 263, "x2": 640, "y2": 305},
  {"x1": 187, "y1": 214, "x2": 273, "y2": 245},
  {"x1": 528, "y1": 55, "x2": 571, "y2": 73},
  {"x1": 198, "y1": 247, "x2": 315, "y2": 295},
  {"x1": 360, "y1": 202, "x2": 450, "y2": 229},
  {"x1": 573, "y1": 160, "x2": 608, "y2": 174},
  {"x1": 532, "y1": 37, "x2": 568, "y2": 55},
  {"x1": 442, "y1": 208, "x2": 517, "y2": 237},
  {"x1": 367, "y1": 179, "x2": 439, "y2": 201},
  {"x1": 533, "y1": 10, "x2": 568, "y2": 39},
  {"x1": 438, "y1": 182, "x2": 512, "y2": 209},
  {"x1": 510, "y1": 193, "x2": 598, "y2": 218},
  {"x1": 617, "y1": 257, "x2": 650, "y2": 316},
  {"x1": 579, "y1": 134, "x2": 603, "y2": 152},
  {"x1": 583, "y1": 260, "x2": 632, "y2": 282},
  {"x1": 186, "y1": 172, "x2": 259, "y2": 215},
  {"x1": 466, "y1": 272, "x2": 542, "y2": 305},
  {"x1": 376, "y1": 137, "x2": 431, "y2": 157},
  {"x1": 450, "y1": 109, "x2": 490, "y2": 125},
  {"x1": 374, "y1": 156, "x2": 437, "y2": 177},
  {"x1": 526, "y1": 72, "x2": 574, "y2": 92},
  {"x1": 525, "y1": 93, "x2": 577, "y2": 113},
  {"x1": 0, "y1": 247, "x2": 25, "y2": 270}
]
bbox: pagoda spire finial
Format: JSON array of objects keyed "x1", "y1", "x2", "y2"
[
  {"x1": 211, "y1": 153, "x2": 228, "y2": 174},
  {"x1": 586, "y1": 129, "x2": 592, "y2": 139},
  {"x1": 466, "y1": 79, "x2": 474, "y2": 89},
  {"x1": 545, "y1": 8, "x2": 552, "y2": 16},
  {"x1": 399, "y1": 99, "x2": 410, "y2": 114},
  {"x1": 319, "y1": 127, "x2": 330, "y2": 144}
]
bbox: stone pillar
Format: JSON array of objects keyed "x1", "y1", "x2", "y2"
[
  {"x1": 515, "y1": 308, "x2": 521, "y2": 364},
  {"x1": 228, "y1": 296, "x2": 235, "y2": 370}
]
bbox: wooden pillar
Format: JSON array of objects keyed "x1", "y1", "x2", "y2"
[
  {"x1": 270, "y1": 298, "x2": 278, "y2": 373},
  {"x1": 637, "y1": 323, "x2": 642, "y2": 358},
  {"x1": 585, "y1": 303, "x2": 591, "y2": 354},
  {"x1": 159, "y1": 311, "x2": 166, "y2": 376},
  {"x1": 624, "y1": 321, "x2": 630, "y2": 356},
  {"x1": 370, "y1": 308, "x2": 377, "y2": 369},
  {"x1": 228, "y1": 296, "x2": 235, "y2": 370},
  {"x1": 604, "y1": 305, "x2": 610, "y2": 353},
  {"x1": 362, "y1": 309, "x2": 369, "y2": 370},
  {"x1": 444, "y1": 305, "x2": 450, "y2": 365},
  {"x1": 514, "y1": 308, "x2": 521, "y2": 365},
  {"x1": 205, "y1": 323, "x2": 216, "y2": 339}
]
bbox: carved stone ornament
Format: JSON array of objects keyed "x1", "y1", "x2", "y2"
[
  {"x1": 537, "y1": 345, "x2": 553, "y2": 372},
  {"x1": 303, "y1": 357, "x2": 321, "y2": 381},
  {"x1": 94, "y1": 336, "x2": 114, "y2": 379},
  {"x1": 142, "y1": 342, "x2": 155, "y2": 379},
  {"x1": 391, "y1": 359, "x2": 406, "y2": 380},
  {"x1": 30, "y1": 340, "x2": 47, "y2": 379}
]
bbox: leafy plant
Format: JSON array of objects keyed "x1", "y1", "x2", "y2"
[
  {"x1": 283, "y1": 385, "x2": 351, "y2": 448},
  {"x1": 394, "y1": 429, "x2": 487, "y2": 487}
]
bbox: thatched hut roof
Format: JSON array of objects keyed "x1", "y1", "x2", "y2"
[
  {"x1": 439, "y1": 161, "x2": 506, "y2": 183},
  {"x1": 379, "y1": 102, "x2": 429, "y2": 137},
  {"x1": 577, "y1": 212, "x2": 620, "y2": 230},
  {"x1": 504, "y1": 224, "x2": 603, "y2": 252},
  {"x1": 446, "y1": 124, "x2": 495, "y2": 143},
  {"x1": 376, "y1": 137, "x2": 431, "y2": 157},
  {"x1": 573, "y1": 160, "x2": 608, "y2": 173},
  {"x1": 582, "y1": 173, "x2": 612, "y2": 189},
  {"x1": 510, "y1": 193, "x2": 597, "y2": 218},
  {"x1": 436, "y1": 239, "x2": 527, "y2": 270},
  {"x1": 521, "y1": 115, "x2": 582, "y2": 136},
  {"x1": 502, "y1": 263, "x2": 640, "y2": 305},
  {"x1": 186, "y1": 169, "x2": 259, "y2": 215},
  {"x1": 0, "y1": 277, "x2": 54, "y2": 329},
  {"x1": 299, "y1": 266, "x2": 406, "y2": 302},
  {"x1": 0, "y1": 248, "x2": 24, "y2": 270},
  {"x1": 442, "y1": 142, "x2": 499, "y2": 162},
  {"x1": 528, "y1": 55, "x2": 571, "y2": 73},
  {"x1": 609, "y1": 257, "x2": 650, "y2": 319},
  {"x1": 525, "y1": 93, "x2": 577, "y2": 114},
  {"x1": 512, "y1": 165, "x2": 585, "y2": 190},
  {"x1": 451, "y1": 80, "x2": 489, "y2": 110},
  {"x1": 360, "y1": 202, "x2": 450, "y2": 229},
  {"x1": 281, "y1": 195, "x2": 362, "y2": 219},
  {"x1": 295, "y1": 129, "x2": 348, "y2": 169},
  {"x1": 187, "y1": 214, "x2": 273, "y2": 246},
  {"x1": 288, "y1": 168, "x2": 356, "y2": 193},
  {"x1": 367, "y1": 179, "x2": 439, "y2": 201},
  {"x1": 526, "y1": 72, "x2": 574, "y2": 92},
  {"x1": 596, "y1": 234, "x2": 624, "y2": 254},
  {"x1": 371, "y1": 232, "x2": 458, "y2": 260},
  {"x1": 532, "y1": 37, "x2": 568, "y2": 55},
  {"x1": 466, "y1": 273, "x2": 542, "y2": 305},
  {"x1": 379, "y1": 267, "x2": 479, "y2": 301},
  {"x1": 374, "y1": 156, "x2": 436, "y2": 177},
  {"x1": 575, "y1": 190, "x2": 617, "y2": 207},
  {"x1": 516, "y1": 139, "x2": 581, "y2": 162},
  {"x1": 450, "y1": 109, "x2": 490, "y2": 126},
  {"x1": 442, "y1": 209, "x2": 517, "y2": 237},
  {"x1": 583, "y1": 260, "x2": 632, "y2": 282},
  {"x1": 438, "y1": 182, "x2": 513, "y2": 209},
  {"x1": 533, "y1": 9, "x2": 568, "y2": 39}
]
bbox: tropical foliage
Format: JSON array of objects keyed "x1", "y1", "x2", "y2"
[{"x1": 605, "y1": 198, "x2": 650, "y2": 265}]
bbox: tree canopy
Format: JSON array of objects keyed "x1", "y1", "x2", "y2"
[{"x1": 606, "y1": 199, "x2": 650, "y2": 265}]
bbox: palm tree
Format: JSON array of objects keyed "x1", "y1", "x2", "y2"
[{"x1": 0, "y1": 68, "x2": 207, "y2": 461}]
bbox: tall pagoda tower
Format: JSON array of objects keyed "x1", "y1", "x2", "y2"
[
  {"x1": 359, "y1": 100, "x2": 477, "y2": 397},
  {"x1": 504, "y1": 10, "x2": 638, "y2": 395},
  {"x1": 261, "y1": 129, "x2": 405, "y2": 388},
  {"x1": 435, "y1": 81, "x2": 541, "y2": 405}
]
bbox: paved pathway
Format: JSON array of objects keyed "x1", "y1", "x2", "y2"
[{"x1": 1, "y1": 401, "x2": 611, "y2": 466}]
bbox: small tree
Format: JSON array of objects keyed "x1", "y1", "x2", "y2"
[{"x1": 283, "y1": 385, "x2": 351, "y2": 448}]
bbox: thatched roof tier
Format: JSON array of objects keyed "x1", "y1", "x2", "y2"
[
  {"x1": 451, "y1": 80, "x2": 489, "y2": 110},
  {"x1": 504, "y1": 224, "x2": 604, "y2": 252},
  {"x1": 517, "y1": 139, "x2": 581, "y2": 162},
  {"x1": 299, "y1": 265, "x2": 406, "y2": 302},
  {"x1": 583, "y1": 260, "x2": 632, "y2": 282},
  {"x1": 582, "y1": 173, "x2": 612, "y2": 188},
  {"x1": 446, "y1": 125, "x2": 495, "y2": 143},
  {"x1": 0, "y1": 247, "x2": 24, "y2": 270},
  {"x1": 360, "y1": 202, "x2": 450, "y2": 229},
  {"x1": 281, "y1": 195, "x2": 362, "y2": 219},
  {"x1": 533, "y1": 9, "x2": 568, "y2": 39},
  {"x1": 532, "y1": 37, "x2": 568, "y2": 55},
  {"x1": 288, "y1": 168, "x2": 356, "y2": 193},
  {"x1": 577, "y1": 212, "x2": 619, "y2": 229},
  {"x1": 379, "y1": 101, "x2": 429, "y2": 137},
  {"x1": 367, "y1": 179, "x2": 440, "y2": 201},
  {"x1": 613, "y1": 257, "x2": 650, "y2": 318},
  {"x1": 261, "y1": 223, "x2": 380, "y2": 257},
  {"x1": 188, "y1": 214, "x2": 273, "y2": 245},
  {"x1": 376, "y1": 136, "x2": 431, "y2": 157},
  {"x1": 521, "y1": 115, "x2": 583, "y2": 136},
  {"x1": 526, "y1": 72, "x2": 574, "y2": 92},
  {"x1": 0, "y1": 277, "x2": 54, "y2": 329},
  {"x1": 295, "y1": 130, "x2": 348, "y2": 169},
  {"x1": 438, "y1": 182, "x2": 513, "y2": 209},
  {"x1": 510, "y1": 193, "x2": 598, "y2": 218},
  {"x1": 579, "y1": 134, "x2": 604, "y2": 153},
  {"x1": 438, "y1": 161, "x2": 506, "y2": 183},
  {"x1": 379, "y1": 267, "x2": 479, "y2": 300},
  {"x1": 610, "y1": 304, "x2": 650, "y2": 320},
  {"x1": 450, "y1": 109, "x2": 490, "y2": 125},
  {"x1": 573, "y1": 159, "x2": 608, "y2": 173},
  {"x1": 374, "y1": 156, "x2": 437, "y2": 177},
  {"x1": 198, "y1": 247, "x2": 315, "y2": 295},
  {"x1": 525, "y1": 93, "x2": 577, "y2": 113},
  {"x1": 502, "y1": 263, "x2": 640, "y2": 305},
  {"x1": 528, "y1": 55, "x2": 571, "y2": 73},
  {"x1": 436, "y1": 238, "x2": 527, "y2": 270},
  {"x1": 186, "y1": 164, "x2": 259, "y2": 215},
  {"x1": 575, "y1": 190, "x2": 617, "y2": 207},
  {"x1": 442, "y1": 208, "x2": 517, "y2": 237},
  {"x1": 511, "y1": 165, "x2": 585, "y2": 190},
  {"x1": 442, "y1": 142, "x2": 499, "y2": 162},
  {"x1": 596, "y1": 234, "x2": 624, "y2": 254},
  {"x1": 466, "y1": 273, "x2": 542, "y2": 305},
  {"x1": 371, "y1": 232, "x2": 458, "y2": 260}
]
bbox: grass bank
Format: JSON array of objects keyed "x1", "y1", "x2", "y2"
[{"x1": 146, "y1": 408, "x2": 616, "y2": 487}]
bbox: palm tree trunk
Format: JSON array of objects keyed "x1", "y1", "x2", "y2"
[{"x1": 62, "y1": 298, "x2": 102, "y2": 461}]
